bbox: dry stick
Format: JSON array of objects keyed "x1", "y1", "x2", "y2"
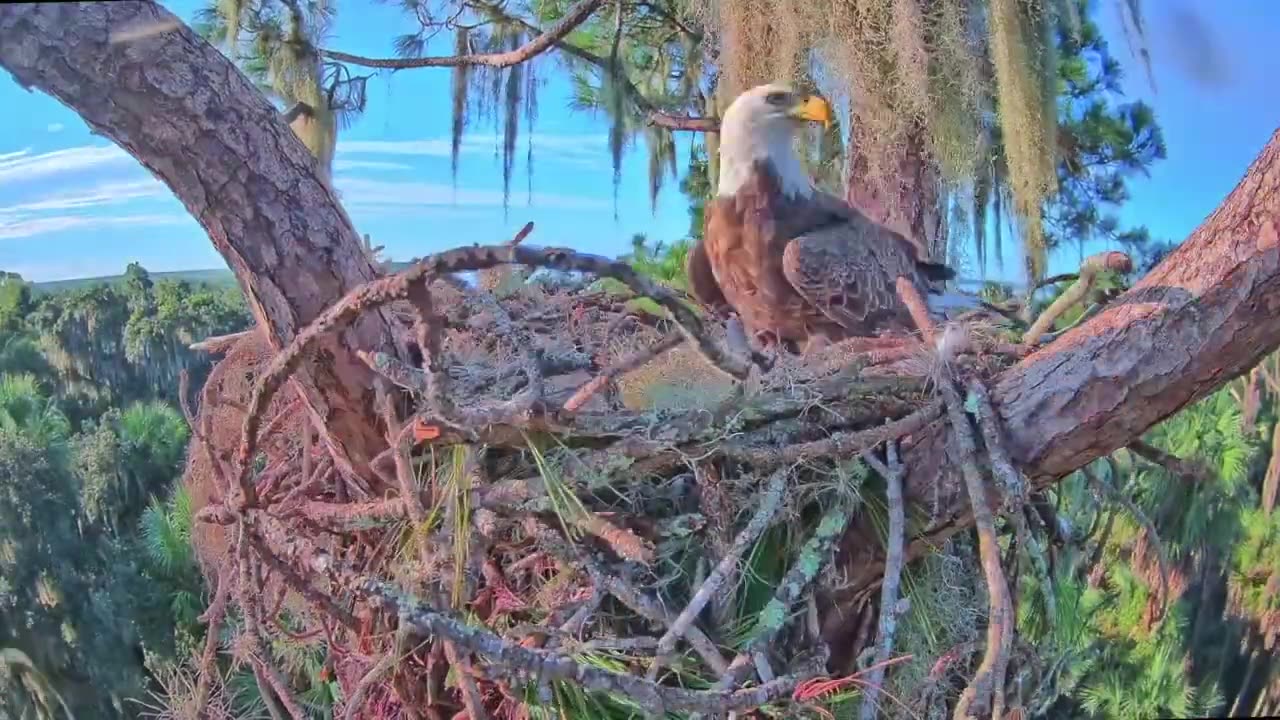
[
  {"x1": 244, "y1": 527, "x2": 360, "y2": 631},
  {"x1": 444, "y1": 641, "x2": 492, "y2": 720},
  {"x1": 563, "y1": 331, "x2": 685, "y2": 412},
  {"x1": 1022, "y1": 251, "x2": 1133, "y2": 346},
  {"x1": 524, "y1": 518, "x2": 729, "y2": 675},
  {"x1": 712, "y1": 493, "x2": 859, "y2": 692},
  {"x1": 343, "y1": 649, "x2": 400, "y2": 720},
  {"x1": 193, "y1": 563, "x2": 233, "y2": 712},
  {"x1": 648, "y1": 468, "x2": 791, "y2": 681},
  {"x1": 968, "y1": 382, "x2": 1057, "y2": 623},
  {"x1": 377, "y1": 382, "x2": 427, "y2": 523},
  {"x1": 235, "y1": 538, "x2": 307, "y2": 720},
  {"x1": 942, "y1": 381, "x2": 1013, "y2": 720},
  {"x1": 362, "y1": 580, "x2": 808, "y2": 715},
  {"x1": 1082, "y1": 465, "x2": 1173, "y2": 622},
  {"x1": 324, "y1": 0, "x2": 603, "y2": 68},
  {"x1": 859, "y1": 441, "x2": 907, "y2": 720},
  {"x1": 967, "y1": 382, "x2": 1026, "y2": 509},
  {"x1": 895, "y1": 277, "x2": 937, "y2": 345},
  {"x1": 725, "y1": 401, "x2": 942, "y2": 467}
]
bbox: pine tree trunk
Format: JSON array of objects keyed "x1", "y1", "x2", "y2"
[
  {"x1": 0, "y1": 1, "x2": 396, "y2": 480},
  {"x1": 844, "y1": 123, "x2": 946, "y2": 264}
]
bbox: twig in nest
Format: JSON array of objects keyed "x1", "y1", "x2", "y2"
[
  {"x1": 895, "y1": 277, "x2": 937, "y2": 345},
  {"x1": 361, "y1": 580, "x2": 809, "y2": 715},
  {"x1": 966, "y1": 382, "x2": 1026, "y2": 510},
  {"x1": 725, "y1": 401, "x2": 942, "y2": 467},
  {"x1": 1082, "y1": 464, "x2": 1173, "y2": 623},
  {"x1": 966, "y1": 381, "x2": 1057, "y2": 622},
  {"x1": 648, "y1": 468, "x2": 790, "y2": 681},
  {"x1": 444, "y1": 641, "x2": 491, "y2": 720},
  {"x1": 194, "y1": 563, "x2": 233, "y2": 712},
  {"x1": 942, "y1": 380, "x2": 1013, "y2": 720},
  {"x1": 342, "y1": 624, "x2": 422, "y2": 720},
  {"x1": 244, "y1": 526, "x2": 360, "y2": 631},
  {"x1": 524, "y1": 518, "x2": 729, "y2": 674},
  {"x1": 1023, "y1": 251, "x2": 1132, "y2": 346},
  {"x1": 377, "y1": 381, "x2": 427, "y2": 523},
  {"x1": 859, "y1": 440, "x2": 907, "y2": 720},
  {"x1": 563, "y1": 331, "x2": 684, "y2": 412},
  {"x1": 714, "y1": 469, "x2": 866, "y2": 691}
]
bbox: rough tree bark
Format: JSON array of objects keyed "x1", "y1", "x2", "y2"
[
  {"x1": 0, "y1": 1, "x2": 396, "y2": 481},
  {"x1": 844, "y1": 123, "x2": 946, "y2": 264}
]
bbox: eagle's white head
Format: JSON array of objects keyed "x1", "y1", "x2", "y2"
[{"x1": 716, "y1": 83, "x2": 833, "y2": 199}]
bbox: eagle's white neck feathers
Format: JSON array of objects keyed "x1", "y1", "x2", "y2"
[{"x1": 716, "y1": 88, "x2": 815, "y2": 199}]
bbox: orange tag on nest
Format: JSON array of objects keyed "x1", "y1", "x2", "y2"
[{"x1": 412, "y1": 419, "x2": 441, "y2": 441}]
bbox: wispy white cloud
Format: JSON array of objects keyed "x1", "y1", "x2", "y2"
[
  {"x1": 2, "y1": 179, "x2": 168, "y2": 214},
  {"x1": 0, "y1": 213, "x2": 188, "y2": 240},
  {"x1": 47, "y1": 123, "x2": 65, "y2": 134},
  {"x1": 335, "y1": 176, "x2": 607, "y2": 211},
  {"x1": 0, "y1": 149, "x2": 30, "y2": 164},
  {"x1": 0, "y1": 145, "x2": 130, "y2": 186}
]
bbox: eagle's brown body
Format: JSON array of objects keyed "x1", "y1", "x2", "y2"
[{"x1": 689, "y1": 159, "x2": 953, "y2": 350}]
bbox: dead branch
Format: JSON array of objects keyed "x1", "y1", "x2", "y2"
[
  {"x1": 361, "y1": 580, "x2": 810, "y2": 715},
  {"x1": 524, "y1": 518, "x2": 729, "y2": 675},
  {"x1": 444, "y1": 641, "x2": 491, "y2": 720},
  {"x1": 563, "y1": 331, "x2": 684, "y2": 412},
  {"x1": 1023, "y1": 251, "x2": 1132, "y2": 345},
  {"x1": 323, "y1": 0, "x2": 602, "y2": 68},
  {"x1": 943, "y1": 381, "x2": 1013, "y2": 720},
  {"x1": 860, "y1": 441, "x2": 907, "y2": 720},
  {"x1": 715, "y1": 488, "x2": 859, "y2": 691},
  {"x1": 648, "y1": 469, "x2": 789, "y2": 680}
]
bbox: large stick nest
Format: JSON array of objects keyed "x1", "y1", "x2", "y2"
[{"x1": 175, "y1": 239, "x2": 1095, "y2": 720}]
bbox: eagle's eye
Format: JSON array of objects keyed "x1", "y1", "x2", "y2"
[{"x1": 765, "y1": 91, "x2": 791, "y2": 107}]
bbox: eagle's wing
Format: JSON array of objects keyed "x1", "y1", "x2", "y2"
[
  {"x1": 809, "y1": 189, "x2": 955, "y2": 284},
  {"x1": 686, "y1": 237, "x2": 730, "y2": 315},
  {"x1": 781, "y1": 223, "x2": 890, "y2": 333}
]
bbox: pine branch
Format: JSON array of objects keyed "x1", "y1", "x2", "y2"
[
  {"x1": 464, "y1": 0, "x2": 719, "y2": 132},
  {"x1": 322, "y1": 0, "x2": 605, "y2": 68}
]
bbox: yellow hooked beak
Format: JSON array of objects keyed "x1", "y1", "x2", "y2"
[{"x1": 787, "y1": 95, "x2": 833, "y2": 130}]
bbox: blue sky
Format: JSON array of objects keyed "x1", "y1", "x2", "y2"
[{"x1": 0, "y1": 1, "x2": 1275, "y2": 283}]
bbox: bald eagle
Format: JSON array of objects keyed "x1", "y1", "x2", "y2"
[{"x1": 688, "y1": 83, "x2": 976, "y2": 353}]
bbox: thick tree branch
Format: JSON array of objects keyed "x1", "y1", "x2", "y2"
[
  {"x1": 0, "y1": 1, "x2": 398, "y2": 483},
  {"x1": 322, "y1": 0, "x2": 604, "y2": 69},
  {"x1": 827, "y1": 127, "x2": 1280, "y2": 658}
]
